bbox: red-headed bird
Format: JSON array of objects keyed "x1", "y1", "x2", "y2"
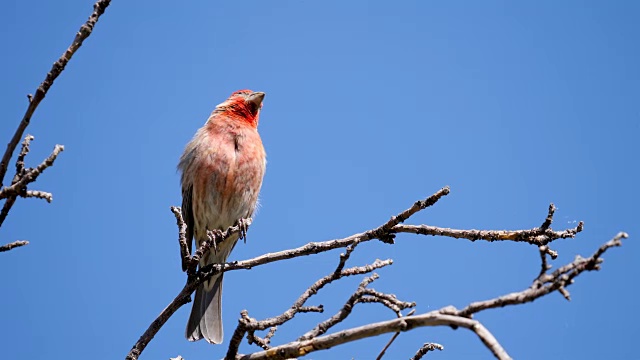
[{"x1": 179, "y1": 90, "x2": 267, "y2": 344}]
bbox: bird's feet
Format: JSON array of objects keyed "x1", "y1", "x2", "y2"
[{"x1": 236, "y1": 218, "x2": 249, "y2": 243}]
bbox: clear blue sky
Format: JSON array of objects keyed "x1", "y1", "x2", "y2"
[{"x1": 1, "y1": 1, "x2": 638, "y2": 359}]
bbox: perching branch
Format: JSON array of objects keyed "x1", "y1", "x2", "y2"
[
  {"x1": 127, "y1": 187, "x2": 449, "y2": 360},
  {"x1": 125, "y1": 218, "x2": 253, "y2": 360},
  {"x1": 0, "y1": 0, "x2": 111, "y2": 251},
  {"x1": 127, "y1": 186, "x2": 626, "y2": 360}
]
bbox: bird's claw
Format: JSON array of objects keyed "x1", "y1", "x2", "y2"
[
  {"x1": 206, "y1": 228, "x2": 220, "y2": 254},
  {"x1": 237, "y1": 218, "x2": 249, "y2": 243}
]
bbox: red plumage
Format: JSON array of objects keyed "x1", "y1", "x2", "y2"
[{"x1": 178, "y1": 90, "x2": 267, "y2": 344}]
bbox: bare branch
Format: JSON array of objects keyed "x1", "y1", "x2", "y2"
[
  {"x1": 125, "y1": 281, "x2": 195, "y2": 360},
  {"x1": 537, "y1": 245, "x2": 552, "y2": 278},
  {"x1": 0, "y1": 196, "x2": 17, "y2": 229},
  {"x1": 299, "y1": 275, "x2": 414, "y2": 342},
  {"x1": 394, "y1": 221, "x2": 583, "y2": 246},
  {"x1": 227, "y1": 230, "x2": 413, "y2": 359},
  {"x1": 0, "y1": 0, "x2": 111, "y2": 185},
  {"x1": 229, "y1": 253, "x2": 415, "y2": 360},
  {"x1": 13, "y1": 135, "x2": 34, "y2": 183},
  {"x1": 1, "y1": 0, "x2": 110, "y2": 250},
  {"x1": 204, "y1": 188, "x2": 451, "y2": 281},
  {"x1": 358, "y1": 289, "x2": 415, "y2": 315},
  {"x1": 214, "y1": 200, "x2": 581, "y2": 281},
  {"x1": 300, "y1": 274, "x2": 381, "y2": 340},
  {"x1": 226, "y1": 258, "x2": 394, "y2": 358},
  {"x1": 411, "y1": 342, "x2": 444, "y2": 360},
  {"x1": 378, "y1": 310, "x2": 418, "y2": 360},
  {"x1": 540, "y1": 203, "x2": 556, "y2": 230},
  {"x1": 0, "y1": 138, "x2": 62, "y2": 249},
  {"x1": 458, "y1": 232, "x2": 628, "y2": 318},
  {"x1": 376, "y1": 186, "x2": 451, "y2": 243},
  {"x1": 0, "y1": 240, "x2": 29, "y2": 252},
  {"x1": 128, "y1": 186, "x2": 625, "y2": 360},
  {"x1": 0, "y1": 141, "x2": 63, "y2": 241},
  {"x1": 237, "y1": 312, "x2": 510, "y2": 360},
  {"x1": 22, "y1": 190, "x2": 53, "y2": 203},
  {"x1": 469, "y1": 321, "x2": 511, "y2": 360},
  {"x1": 170, "y1": 206, "x2": 190, "y2": 271},
  {"x1": 0, "y1": 144, "x2": 64, "y2": 200},
  {"x1": 248, "y1": 327, "x2": 277, "y2": 350},
  {"x1": 125, "y1": 220, "x2": 254, "y2": 360},
  {"x1": 237, "y1": 232, "x2": 626, "y2": 360}
]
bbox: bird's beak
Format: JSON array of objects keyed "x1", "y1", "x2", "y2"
[{"x1": 246, "y1": 92, "x2": 266, "y2": 109}]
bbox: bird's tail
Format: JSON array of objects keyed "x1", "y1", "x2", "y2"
[
  {"x1": 186, "y1": 272, "x2": 224, "y2": 344},
  {"x1": 186, "y1": 235, "x2": 238, "y2": 344}
]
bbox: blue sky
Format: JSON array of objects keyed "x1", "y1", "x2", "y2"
[{"x1": 1, "y1": 1, "x2": 638, "y2": 359}]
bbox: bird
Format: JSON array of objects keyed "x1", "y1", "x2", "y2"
[{"x1": 178, "y1": 89, "x2": 267, "y2": 344}]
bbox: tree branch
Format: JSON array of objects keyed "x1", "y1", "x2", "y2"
[
  {"x1": 410, "y1": 342, "x2": 444, "y2": 360},
  {"x1": 393, "y1": 222, "x2": 583, "y2": 246},
  {"x1": 127, "y1": 186, "x2": 625, "y2": 360},
  {"x1": 237, "y1": 312, "x2": 509, "y2": 360},
  {"x1": 0, "y1": 140, "x2": 64, "y2": 248},
  {"x1": 226, "y1": 238, "x2": 396, "y2": 358},
  {"x1": 0, "y1": 240, "x2": 29, "y2": 253},
  {"x1": 1, "y1": 0, "x2": 112, "y2": 252},
  {"x1": 235, "y1": 231, "x2": 627, "y2": 359},
  {"x1": 0, "y1": 0, "x2": 111, "y2": 186},
  {"x1": 125, "y1": 219, "x2": 254, "y2": 360},
  {"x1": 0, "y1": 144, "x2": 64, "y2": 200}
]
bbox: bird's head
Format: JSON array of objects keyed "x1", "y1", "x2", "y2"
[{"x1": 212, "y1": 89, "x2": 266, "y2": 128}]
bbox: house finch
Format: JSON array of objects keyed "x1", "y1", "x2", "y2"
[{"x1": 178, "y1": 89, "x2": 267, "y2": 344}]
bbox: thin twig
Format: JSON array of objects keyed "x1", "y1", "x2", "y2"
[
  {"x1": 0, "y1": 138, "x2": 63, "y2": 248},
  {"x1": 299, "y1": 274, "x2": 381, "y2": 340},
  {"x1": 22, "y1": 190, "x2": 53, "y2": 203},
  {"x1": 0, "y1": 240, "x2": 29, "y2": 252},
  {"x1": 537, "y1": 245, "x2": 551, "y2": 278},
  {"x1": 249, "y1": 327, "x2": 277, "y2": 350},
  {"x1": 376, "y1": 332, "x2": 400, "y2": 360},
  {"x1": 13, "y1": 135, "x2": 34, "y2": 183},
  {"x1": 376, "y1": 309, "x2": 417, "y2": 359},
  {"x1": 411, "y1": 342, "x2": 444, "y2": 360},
  {"x1": 540, "y1": 203, "x2": 556, "y2": 230},
  {"x1": 457, "y1": 232, "x2": 628, "y2": 317},
  {"x1": 0, "y1": 145, "x2": 64, "y2": 199},
  {"x1": 393, "y1": 221, "x2": 583, "y2": 246}
]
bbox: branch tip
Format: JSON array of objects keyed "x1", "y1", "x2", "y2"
[
  {"x1": 0, "y1": 240, "x2": 30, "y2": 252},
  {"x1": 411, "y1": 342, "x2": 444, "y2": 360}
]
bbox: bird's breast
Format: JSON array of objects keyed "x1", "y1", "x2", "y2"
[{"x1": 191, "y1": 126, "x2": 265, "y2": 237}]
